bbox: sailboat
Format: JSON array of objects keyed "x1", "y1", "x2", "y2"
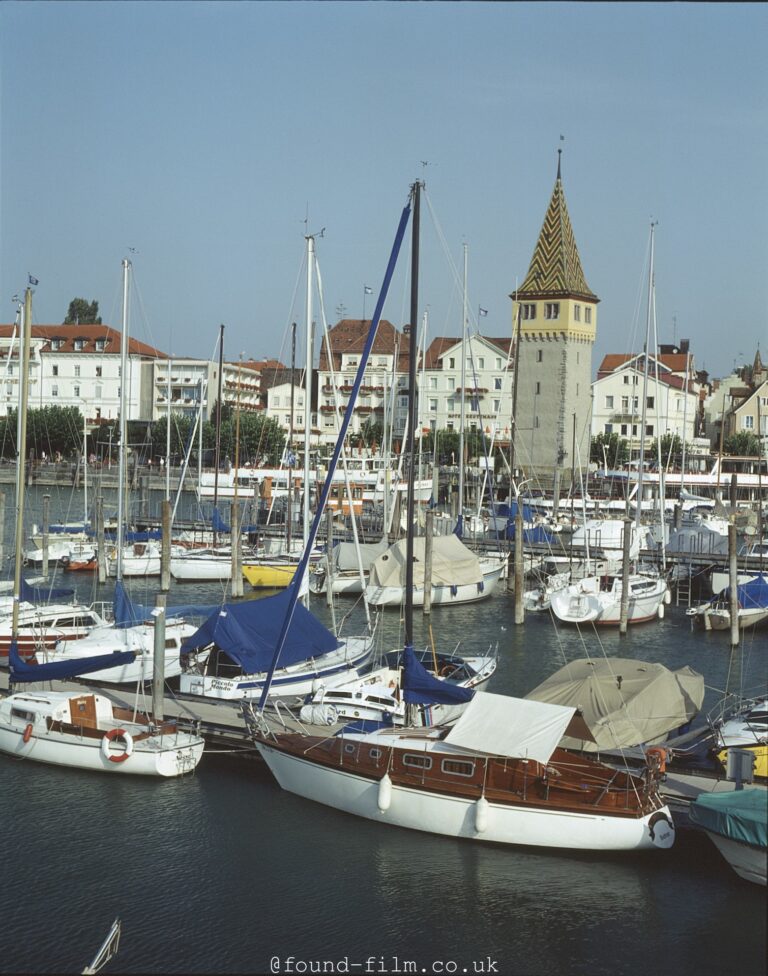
[
  {"x1": 39, "y1": 260, "x2": 202, "y2": 683},
  {"x1": 0, "y1": 282, "x2": 205, "y2": 777},
  {"x1": 245, "y1": 183, "x2": 676, "y2": 853}
]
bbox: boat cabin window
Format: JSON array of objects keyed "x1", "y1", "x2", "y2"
[
  {"x1": 343, "y1": 743, "x2": 357, "y2": 755},
  {"x1": 11, "y1": 707, "x2": 35, "y2": 723},
  {"x1": 403, "y1": 754, "x2": 432, "y2": 770},
  {"x1": 441, "y1": 759, "x2": 475, "y2": 777},
  {"x1": 369, "y1": 748, "x2": 382, "y2": 760}
]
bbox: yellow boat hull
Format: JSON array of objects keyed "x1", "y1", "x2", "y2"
[
  {"x1": 716, "y1": 745, "x2": 768, "y2": 780},
  {"x1": 242, "y1": 562, "x2": 298, "y2": 589}
]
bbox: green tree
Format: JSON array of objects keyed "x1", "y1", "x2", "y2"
[
  {"x1": 64, "y1": 298, "x2": 102, "y2": 325},
  {"x1": 359, "y1": 420, "x2": 384, "y2": 449},
  {"x1": 723, "y1": 431, "x2": 762, "y2": 456},
  {"x1": 590, "y1": 432, "x2": 630, "y2": 468}
]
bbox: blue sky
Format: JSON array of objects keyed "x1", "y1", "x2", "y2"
[{"x1": 1, "y1": 2, "x2": 765, "y2": 379}]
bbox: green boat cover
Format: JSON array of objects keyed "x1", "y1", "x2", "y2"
[{"x1": 689, "y1": 788, "x2": 768, "y2": 849}]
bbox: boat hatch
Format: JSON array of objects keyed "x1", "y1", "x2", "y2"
[{"x1": 69, "y1": 695, "x2": 98, "y2": 728}]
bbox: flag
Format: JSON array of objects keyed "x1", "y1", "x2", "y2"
[
  {"x1": 28, "y1": 274, "x2": 39, "y2": 286},
  {"x1": 479, "y1": 307, "x2": 488, "y2": 317},
  {"x1": 364, "y1": 286, "x2": 373, "y2": 295}
]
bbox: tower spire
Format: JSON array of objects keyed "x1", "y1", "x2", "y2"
[{"x1": 557, "y1": 148, "x2": 562, "y2": 181}]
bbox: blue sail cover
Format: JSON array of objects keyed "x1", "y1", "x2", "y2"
[
  {"x1": 402, "y1": 646, "x2": 475, "y2": 706},
  {"x1": 211, "y1": 507, "x2": 231, "y2": 532},
  {"x1": 20, "y1": 577, "x2": 75, "y2": 602},
  {"x1": 505, "y1": 524, "x2": 556, "y2": 545},
  {"x1": 112, "y1": 580, "x2": 218, "y2": 628},
  {"x1": 736, "y1": 574, "x2": 768, "y2": 610},
  {"x1": 8, "y1": 639, "x2": 136, "y2": 683},
  {"x1": 181, "y1": 588, "x2": 340, "y2": 674}
]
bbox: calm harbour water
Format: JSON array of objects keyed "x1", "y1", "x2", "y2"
[{"x1": 0, "y1": 487, "x2": 765, "y2": 976}]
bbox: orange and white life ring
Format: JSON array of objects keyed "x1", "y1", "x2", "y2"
[
  {"x1": 101, "y1": 728, "x2": 134, "y2": 764},
  {"x1": 22, "y1": 723, "x2": 33, "y2": 743}
]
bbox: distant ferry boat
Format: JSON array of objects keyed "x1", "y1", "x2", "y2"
[{"x1": 197, "y1": 456, "x2": 432, "y2": 513}]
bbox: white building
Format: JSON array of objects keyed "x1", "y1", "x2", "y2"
[{"x1": 591, "y1": 353, "x2": 701, "y2": 451}]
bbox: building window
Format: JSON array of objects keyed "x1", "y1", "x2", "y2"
[
  {"x1": 74, "y1": 365, "x2": 81, "y2": 378},
  {"x1": 522, "y1": 303, "x2": 536, "y2": 320},
  {"x1": 52, "y1": 365, "x2": 58, "y2": 377},
  {"x1": 604, "y1": 424, "x2": 613, "y2": 434},
  {"x1": 574, "y1": 304, "x2": 581, "y2": 321},
  {"x1": 478, "y1": 357, "x2": 484, "y2": 369},
  {"x1": 429, "y1": 376, "x2": 437, "y2": 389},
  {"x1": 494, "y1": 377, "x2": 502, "y2": 390},
  {"x1": 273, "y1": 396, "x2": 280, "y2": 407},
  {"x1": 447, "y1": 399, "x2": 455, "y2": 412},
  {"x1": 284, "y1": 415, "x2": 291, "y2": 425},
  {"x1": 95, "y1": 339, "x2": 105, "y2": 351},
  {"x1": 621, "y1": 424, "x2": 628, "y2": 436},
  {"x1": 536, "y1": 350, "x2": 543, "y2": 363},
  {"x1": 493, "y1": 400, "x2": 500, "y2": 412},
  {"x1": 429, "y1": 399, "x2": 437, "y2": 412},
  {"x1": 448, "y1": 357, "x2": 455, "y2": 369},
  {"x1": 95, "y1": 366, "x2": 102, "y2": 378},
  {"x1": 632, "y1": 424, "x2": 638, "y2": 437},
  {"x1": 621, "y1": 396, "x2": 629, "y2": 411},
  {"x1": 645, "y1": 424, "x2": 654, "y2": 436},
  {"x1": 95, "y1": 386, "x2": 102, "y2": 399},
  {"x1": 95, "y1": 408, "x2": 101, "y2": 419},
  {"x1": 743, "y1": 415, "x2": 754, "y2": 430},
  {"x1": 73, "y1": 385, "x2": 80, "y2": 397},
  {"x1": 544, "y1": 303, "x2": 560, "y2": 320},
  {"x1": 535, "y1": 382, "x2": 541, "y2": 395},
  {"x1": 447, "y1": 377, "x2": 456, "y2": 391},
  {"x1": 495, "y1": 357, "x2": 502, "y2": 369},
  {"x1": 585, "y1": 307, "x2": 592, "y2": 324},
  {"x1": 74, "y1": 339, "x2": 84, "y2": 351},
  {"x1": 605, "y1": 395, "x2": 614, "y2": 409},
  {"x1": 52, "y1": 385, "x2": 58, "y2": 397},
  {"x1": 633, "y1": 397, "x2": 639, "y2": 411},
  {"x1": 446, "y1": 421, "x2": 454, "y2": 431},
  {"x1": 51, "y1": 339, "x2": 62, "y2": 351},
  {"x1": 647, "y1": 396, "x2": 654, "y2": 409},
  {"x1": 623, "y1": 374, "x2": 630, "y2": 385}
]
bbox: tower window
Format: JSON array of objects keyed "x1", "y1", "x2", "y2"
[
  {"x1": 521, "y1": 304, "x2": 536, "y2": 320},
  {"x1": 574, "y1": 305, "x2": 581, "y2": 322},
  {"x1": 535, "y1": 382, "x2": 541, "y2": 395},
  {"x1": 544, "y1": 303, "x2": 560, "y2": 320},
  {"x1": 585, "y1": 308, "x2": 592, "y2": 324},
  {"x1": 536, "y1": 350, "x2": 543, "y2": 363}
]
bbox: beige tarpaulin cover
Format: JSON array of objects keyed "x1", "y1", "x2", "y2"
[
  {"x1": 368, "y1": 534, "x2": 483, "y2": 589},
  {"x1": 525, "y1": 658, "x2": 705, "y2": 752},
  {"x1": 444, "y1": 692, "x2": 577, "y2": 764}
]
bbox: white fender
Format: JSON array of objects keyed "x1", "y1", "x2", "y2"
[
  {"x1": 377, "y1": 773, "x2": 392, "y2": 813},
  {"x1": 657, "y1": 603, "x2": 665, "y2": 620},
  {"x1": 474, "y1": 795, "x2": 489, "y2": 834},
  {"x1": 664, "y1": 590, "x2": 672, "y2": 605}
]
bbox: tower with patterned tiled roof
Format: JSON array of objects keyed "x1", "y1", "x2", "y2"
[{"x1": 510, "y1": 153, "x2": 598, "y2": 480}]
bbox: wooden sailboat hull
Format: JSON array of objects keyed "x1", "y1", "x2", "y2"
[{"x1": 255, "y1": 739, "x2": 675, "y2": 852}]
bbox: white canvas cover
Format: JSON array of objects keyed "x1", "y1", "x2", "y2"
[
  {"x1": 368, "y1": 534, "x2": 483, "y2": 589},
  {"x1": 443, "y1": 692, "x2": 576, "y2": 764},
  {"x1": 525, "y1": 658, "x2": 705, "y2": 752}
]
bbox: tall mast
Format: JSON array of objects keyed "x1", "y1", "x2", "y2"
[
  {"x1": 404, "y1": 181, "x2": 421, "y2": 649},
  {"x1": 458, "y1": 243, "x2": 468, "y2": 530},
  {"x1": 304, "y1": 234, "x2": 315, "y2": 549},
  {"x1": 166, "y1": 354, "x2": 172, "y2": 501},
  {"x1": 287, "y1": 321, "x2": 296, "y2": 553},
  {"x1": 213, "y1": 323, "x2": 225, "y2": 525},
  {"x1": 11, "y1": 287, "x2": 33, "y2": 640},
  {"x1": 116, "y1": 258, "x2": 131, "y2": 581},
  {"x1": 636, "y1": 222, "x2": 656, "y2": 529}
]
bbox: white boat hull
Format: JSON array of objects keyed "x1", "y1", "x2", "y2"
[
  {"x1": 256, "y1": 743, "x2": 674, "y2": 852},
  {"x1": 703, "y1": 832, "x2": 767, "y2": 885},
  {"x1": 179, "y1": 636, "x2": 374, "y2": 701},
  {"x1": 365, "y1": 562, "x2": 505, "y2": 609},
  {"x1": 550, "y1": 576, "x2": 669, "y2": 625},
  {"x1": 170, "y1": 554, "x2": 233, "y2": 582}
]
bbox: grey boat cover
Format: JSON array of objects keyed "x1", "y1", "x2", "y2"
[
  {"x1": 332, "y1": 539, "x2": 390, "y2": 573},
  {"x1": 689, "y1": 788, "x2": 767, "y2": 850},
  {"x1": 368, "y1": 534, "x2": 483, "y2": 589},
  {"x1": 525, "y1": 657, "x2": 705, "y2": 752},
  {"x1": 666, "y1": 525, "x2": 728, "y2": 556}
]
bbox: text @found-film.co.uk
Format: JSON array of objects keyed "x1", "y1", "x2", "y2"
[{"x1": 269, "y1": 957, "x2": 500, "y2": 974}]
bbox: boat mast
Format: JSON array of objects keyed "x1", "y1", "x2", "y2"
[
  {"x1": 458, "y1": 243, "x2": 468, "y2": 532},
  {"x1": 304, "y1": 234, "x2": 315, "y2": 552},
  {"x1": 680, "y1": 348, "x2": 690, "y2": 499},
  {"x1": 116, "y1": 258, "x2": 131, "y2": 582},
  {"x1": 404, "y1": 181, "x2": 421, "y2": 649},
  {"x1": 11, "y1": 287, "x2": 33, "y2": 642},
  {"x1": 166, "y1": 354, "x2": 172, "y2": 501},
  {"x1": 636, "y1": 221, "x2": 656, "y2": 531},
  {"x1": 286, "y1": 321, "x2": 296, "y2": 553},
  {"x1": 213, "y1": 323, "x2": 224, "y2": 536}
]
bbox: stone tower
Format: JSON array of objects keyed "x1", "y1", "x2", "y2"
[{"x1": 511, "y1": 153, "x2": 598, "y2": 484}]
